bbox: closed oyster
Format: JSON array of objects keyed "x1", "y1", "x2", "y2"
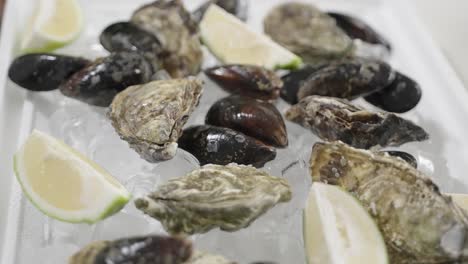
[
  {"x1": 135, "y1": 163, "x2": 292, "y2": 235},
  {"x1": 263, "y1": 2, "x2": 353, "y2": 64},
  {"x1": 205, "y1": 95, "x2": 288, "y2": 147},
  {"x1": 310, "y1": 141, "x2": 468, "y2": 263},
  {"x1": 69, "y1": 235, "x2": 192, "y2": 264},
  {"x1": 178, "y1": 125, "x2": 276, "y2": 167},
  {"x1": 131, "y1": 0, "x2": 203, "y2": 78},
  {"x1": 285, "y1": 96, "x2": 429, "y2": 149},
  {"x1": 108, "y1": 78, "x2": 203, "y2": 162},
  {"x1": 296, "y1": 58, "x2": 395, "y2": 101}
]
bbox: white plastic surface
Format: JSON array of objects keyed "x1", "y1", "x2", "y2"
[{"x1": 1, "y1": 0, "x2": 468, "y2": 263}]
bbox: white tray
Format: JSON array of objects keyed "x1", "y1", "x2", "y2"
[{"x1": 1, "y1": 0, "x2": 468, "y2": 263}]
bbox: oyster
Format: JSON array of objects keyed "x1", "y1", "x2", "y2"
[
  {"x1": 135, "y1": 163, "x2": 292, "y2": 235},
  {"x1": 69, "y1": 235, "x2": 192, "y2": 264},
  {"x1": 296, "y1": 58, "x2": 395, "y2": 101},
  {"x1": 381, "y1": 150, "x2": 417, "y2": 168},
  {"x1": 59, "y1": 52, "x2": 154, "y2": 106},
  {"x1": 285, "y1": 96, "x2": 429, "y2": 149},
  {"x1": 205, "y1": 64, "x2": 283, "y2": 102},
  {"x1": 8, "y1": 53, "x2": 90, "y2": 91},
  {"x1": 192, "y1": 0, "x2": 248, "y2": 22},
  {"x1": 108, "y1": 78, "x2": 203, "y2": 162},
  {"x1": 280, "y1": 64, "x2": 327, "y2": 104},
  {"x1": 327, "y1": 12, "x2": 392, "y2": 52},
  {"x1": 205, "y1": 95, "x2": 288, "y2": 147},
  {"x1": 310, "y1": 141, "x2": 468, "y2": 263},
  {"x1": 178, "y1": 125, "x2": 276, "y2": 167},
  {"x1": 263, "y1": 2, "x2": 353, "y2": 64},
  {"x1": 131, "y1": 0, "x2": 203, "y2": 78},
  {"x1": 365, "y1": 71, "x2": 422, "y2": 113}
]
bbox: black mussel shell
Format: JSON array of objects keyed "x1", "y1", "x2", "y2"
[
  {"x1": 328, "y1": 12, "x2": 392, "y2": 52},
  {"x1": 193, "y1": 0, "x2": 248, "y2": 22},
  {"x1": 100, "y1": 22, "x2": 162, "y2": 55},
  {"x1": 365, "y1": 71, "x2": 422, "y2": 113},
  {"x1": 59, "y1": 52, "x2": 154, "y2": 107},
  {"x1": 8, "y1": 53, "x2": 90, "y2": 91},
  {"x1": 382, "y1": 150, "x2": 418, "y2": 168},
  {"x1": 178, "y1": 125, "x2": 276, "y2": 168},
  {"x1": 206, "y1": 95, "x2": 288, "y2": 147},
  {"x1": 281, "y1": 64, "x2": 327, "y2": 104},
  {"x1": 297, "y1": 58, "x2": 395, "y2": 101},
  {"x1": 205, "y1": 64, "x2": 283, "y2": 102}
]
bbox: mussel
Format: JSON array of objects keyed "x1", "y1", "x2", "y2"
[
  {"x1": 135, "y1": 163, "x2": 291, "y2": 235},
  {"x1": 178, "y1": 125, "x2": 276, "y2": 167},
  {"x1": 280, "y1": 64, "x2": 327, "y2": 104},
  {"x1": 263, "y1": 2, "x2": 353, "y2": 64},
  {"x1": 296, "y1": 58, "x2": 395, "y2": 101},
  {"x1": 131, "y1": 0, "x2": 203, "y2": 78},
  {"x1": 205, "y1": 95, "x2": 288, "y2": 147},
  {"x1": 382, "y1": 150, "x2": 418, "y2": 168},
  {"x1": 69, "y1": 235, "x2": 192, "y2": 264},
  {"x1": 192, "y1": 0, "x2": 248, "y2": 22},
  {"x1": 205, "y1": 64, "x2": 283, "y2": 101},
  {"x1": 285, "y1": 96, "x2": 429, "y2": 149},
  {"x1": 327, "y1": 12, "x2": 392, "y2": 52},
  {"x1": 8, "y1": 53, "x2": 90, "y2": 91},
  {"x1": 365, "y1": 71, "x2": 422, "y2": 113},
  {"x1": 108, "y1": 78, "x2": 203, "y2": 162},
  {"x1": 59, "y1": 51, "x2": 154, "y2": 106}
]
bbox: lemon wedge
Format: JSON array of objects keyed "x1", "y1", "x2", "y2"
[
  {"x1": 200, "y1": 4, "x2": 302, "y2": 70},
  {"x1": 21, "y1": 0, "x2": 83, "y2": 53},
  {"x1": 14, "y1": 130, "x2": 130, "y2": 223},
  {"x1": 303, "y1": 182, "x2": 388, "y2": 264}
]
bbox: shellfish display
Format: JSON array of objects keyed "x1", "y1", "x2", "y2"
[
  {"x1": 285, "y1": 96, "x2": 429, "y2": 149},
  {"x1": 311, "y1": 141, "x2": 468, "y2": 263},
  {"x1": 108, "y1": 78, "x2": 203, "y2": 162},
  {"x1": 204, "y1": 64, "x2": 283, "y2": 102},
  {"x1": 205, "y1": 95, "x2": 288, "y2": 147},
  {"x1": 135, "y1": 163, "x2": 292, "y2": 235},
  {"x1": 178, "y1": 125, "x2": 276, "y2": 167}
]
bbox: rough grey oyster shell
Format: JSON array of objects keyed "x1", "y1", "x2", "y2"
[
  {"x1": 310, "y1": 141, "x2": 468, "y2": 264},
  {"x1": 263, "y1": 2, "x2": 353, "y2": 64},
  {"x1": 131, "y1": 0, "x2": 203, "y2": 78},
  {"x1": 285, "y1": 95, "x2": 429, "y2": 149},
  {"x1": 108, "y1": 78, "x2": 203, "y2": 162},
  {"x1": 134, "y1": 163, "x2": 292, "y2": 235}
]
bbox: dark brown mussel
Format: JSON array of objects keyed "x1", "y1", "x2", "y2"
[
  {"x1": 205, "y1": 64, "x2": 283, "y2": 101},
  {"x1": 365, "y1": 71, "x2": 422, "y2": 113},
  {"x1": 59, "y1": 51, "x2": 154, "y2": 107},
  {"x1": 327, "y1": 12, "x2": 392, "y2": 52},
  {"x1": 192, "y1": 0, "x2": 248, "y2": 22},
  {"x1": 100, "y1": 22, "x2": 162, "y2": 55},
  {"x1": 382, "y1": 150, "x2": 418, "y2": 168},
  {"x1": 206, "y1": 95, "x2": 288, "y2": 147},
  {"x1": 178, "y1": 125, "x2": 276, "y2": 168},
  {"x1": 297, "y1": 58, "x2": 395, "y2": 101},
  {"x1": 280, "y1": 64, "x2": 327, "y2": 104},
  {"x1": 8, "y1": 53, "x2": 90, "y2": 91},
  {"x1": 69, "y1": 235, "x2": 192, "y2": 264}
]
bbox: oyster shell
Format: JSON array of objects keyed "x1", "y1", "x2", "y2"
[
  {"x1": 205, "y1": 95, "x2": 288, "y2": 147},
  {"x1": 178, "y1": 125, "x2": 276, "y2": 167},
  {"x1": 204, "y1": 64, "x2": 283, "y2": 102},
  {"x1": 59, "y1": 52, "x2": 154, "y2": 107},
  {"x1": 285, "y1": 96, "x2": 429, "y2": 149},
  {"x1": 192, "y1": 0, "x2": 248, "y2": 23},
  {"x1": 365, "y1": 71, "x2": 422, "y2": 113},
  {"x1": 296, "y1": 58, "x2": 395, "y2": 101},
  {"x1": 108, "y1": 78, "x2": 203, "y2": 162},
  {"x1": 310, "y1": 141, "x2": 468, "y2": 263},
  {"x1": 135, "y1": 163, "x2": 292, "y2": 235},
  {"x1": 263, "y1": 2, "x2": 353, "y2": 64},
  {"x1": 8, "y1": 53, "x2": 90, "y2": 91},
  {"x1": 69, "y1": 235, "x2": 192, "y2": 264},
  {"x1": 131, "y1": 0, "x2": 203, "y2": 78}
]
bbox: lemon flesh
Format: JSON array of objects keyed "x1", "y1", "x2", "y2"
[{"x1": 14, "y1": 130, "x2": 130, "y2": 223}]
